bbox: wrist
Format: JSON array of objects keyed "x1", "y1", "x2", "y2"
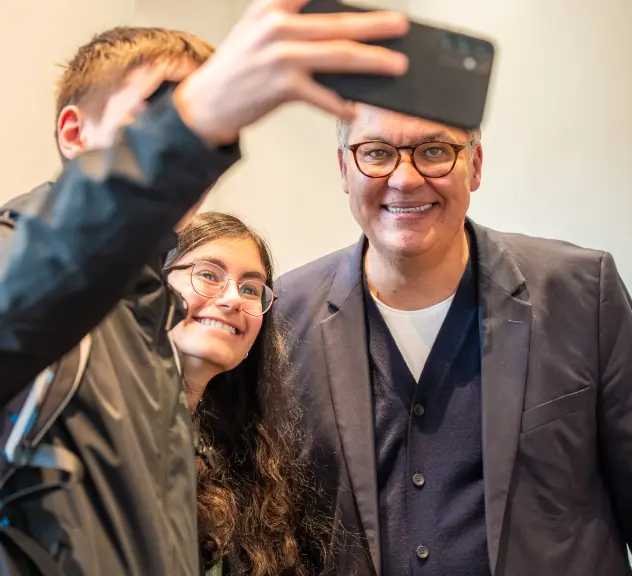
[{"x1": 173, "y1": 79, "x2": 240, "y2": 148}]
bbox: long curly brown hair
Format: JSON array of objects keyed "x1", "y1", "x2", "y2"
[{"x1": 166, "y1": 212, "x2": 330, "y2": 576}]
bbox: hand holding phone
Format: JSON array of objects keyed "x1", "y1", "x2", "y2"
[
  {"x1": 301, "y1": 0, "x2": 496, "y2": 130},
  {"x1": 173, "y1": 0, "x2": 410, "y2": 146}
]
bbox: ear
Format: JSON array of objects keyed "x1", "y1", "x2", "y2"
[
  {"x1": 57, "y1": 105, "x2": 87, "y2": 160},
  {"x1": 469, "y1": 143, "x2": 483, "y2": 192},
  {"x1": 338, "y1": 148, "x2": 350, "y2": 195}
]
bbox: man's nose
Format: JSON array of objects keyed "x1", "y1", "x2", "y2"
[{"x1": 387, "y1": 151, "x2": 426, "y2": 191}]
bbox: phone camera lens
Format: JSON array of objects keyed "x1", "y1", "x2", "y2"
[{"x1": 463, "y1": 56, "x2": 477, "y2": 71}]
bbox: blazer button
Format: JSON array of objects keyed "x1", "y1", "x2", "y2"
[
  {"x1": 412, "y1": 473, "x2": 425, "y2": 487},
  {"x1": 413, "y1": 403, "x2": 425, "y2": 417},
  {"x1": 416, "y1": 545, "x2": 429, "y2": 559}
]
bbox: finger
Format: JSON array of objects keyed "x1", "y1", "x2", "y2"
[
  {"x1": 159, "y1": 58, "x2": 198, "y2": 84},
  {"x1": 246, "y1": 0, "x2": 309, "y2": 19},
  {"x1": 119, "y1": 63, "x2": 173, "y2": 102},
  {"x1": 294, "y1": 76, "x2": 357, "y2": 121},
  {"x1": 266, "y1": 0, "x2": 312, "y2": 11},
  {"x1": 284, "y1": 11, "x2": 409, "y2": 42},
  {"x1": 110, "y1": 59, "x2": 190, "y2": 120},
  {"x1": 102, "y1": 84, "x2": 150, "y2": 122},
  {"x1": 279, "y1": 40, "x2": 409, "y2": 76},
  {"x1": 101, "y1": 65, "x2": 170, "y2": 128}
]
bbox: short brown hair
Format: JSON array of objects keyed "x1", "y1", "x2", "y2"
[{"x1": 55, "y1": 26, "x2": 214, "y2": 121}]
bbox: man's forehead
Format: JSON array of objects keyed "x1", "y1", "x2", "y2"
[{"x1": 349, "y1": 104, "x2": 464, "y2": 143}]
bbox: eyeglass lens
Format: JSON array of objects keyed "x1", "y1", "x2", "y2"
[
  {"x1": 191, "y1": 261, "x2": 274, "y2": 316},
  {"x1": 354, "y1": 141, "x2": 458, "y2": 178}
]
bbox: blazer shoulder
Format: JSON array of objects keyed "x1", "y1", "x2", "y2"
[
  {"x1": 484, "y1": 226, "x2": 606, "y2": 272},
  {"x1": 474, "y1": 226, "x2": 618, "y2": 331},
  {"x1": 275, "y1": 246, "x2": 354, "y2": 322},
  {"x1": 277, "y1": 245, "x2": 353, "y2": 291}
]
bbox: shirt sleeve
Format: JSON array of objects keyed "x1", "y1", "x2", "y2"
[{"x1": 0, "y1": 88, "x2": 240, "y2": 404}]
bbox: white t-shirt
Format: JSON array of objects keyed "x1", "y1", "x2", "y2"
[{"x1": 371, "y1": 293, "x2": 455, "y2": 382}]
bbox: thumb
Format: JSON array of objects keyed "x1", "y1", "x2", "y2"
[{"x1": 295, "y1": 76, "x2": 357, "y2": 121}]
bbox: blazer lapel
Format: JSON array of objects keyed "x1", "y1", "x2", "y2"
[
  {"x1": 472, "y1": 222, "x2": 532, "y2": 575},
  {"x1": 320, "y1": 237, "x2": 381, "y2": 575}
]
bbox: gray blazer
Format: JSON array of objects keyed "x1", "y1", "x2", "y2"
[{"x1": 275, "y1": 219, "x2": 632, "y2": 576}]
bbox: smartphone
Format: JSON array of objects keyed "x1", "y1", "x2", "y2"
[{"x1": 301, "y1": 0, "x2": 495, "y2": 130}]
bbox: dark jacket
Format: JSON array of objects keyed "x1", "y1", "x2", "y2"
[
  {"x1": 275, "y1": 221, "x2": 632, "y2": 576},
  {"x1": 0, "y1": 91, "x2": 240, "y2": 575}
]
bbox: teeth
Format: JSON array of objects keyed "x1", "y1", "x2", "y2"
[
  {"x1": 386, "y1": 204, "x2": 434, "y2": 213},
  {"x1": 197, "y1": 319, "x2": 237, "y2": 334}
]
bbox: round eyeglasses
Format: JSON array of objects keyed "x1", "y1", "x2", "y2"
[
  {"x1": 164, "y1": 260, "x2": 276, "y2": 317},
  {"x1": 345, "y1": 140, "x2": 472, "y2": 179}
]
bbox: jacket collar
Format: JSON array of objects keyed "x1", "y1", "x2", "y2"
[{"x1": 326, "y1": 218, "x2": 527, "y2": 309}]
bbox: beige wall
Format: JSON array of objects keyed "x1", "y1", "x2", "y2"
[
  {"x1": 133, "y1": 0, "x2": 237, "y2": 43},
  {"x1": 0, "y1": 0, "x2": 134, "y2": 195},
  {"x1": 2, "y1": 0, "x2": 631, "y2": 288}
]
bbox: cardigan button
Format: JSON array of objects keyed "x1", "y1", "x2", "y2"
[
  {"x1": 413, "y1": 403, "x2": 425, "y2": 417},
  {"x1": 416, "y1": 545, "x2": 430, "y2": 559},
  {"x1": 412, "y1": 473, "x2": 426, "y2": 487}
]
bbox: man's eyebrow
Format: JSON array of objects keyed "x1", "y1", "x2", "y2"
[{"x1": 355, "y1": 130, "x2": 458, "y2": 144}]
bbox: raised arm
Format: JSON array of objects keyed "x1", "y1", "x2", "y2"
[{"x1": 0, "y1": 91, "x2": 239, "y2": 403}]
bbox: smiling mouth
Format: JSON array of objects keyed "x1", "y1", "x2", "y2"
[
  {"x1": 383, "y1": 203, "x2": 436, "y2": 214},
  {"x1": 194, "y1": 318, "x2": 240, "y2": 335}
]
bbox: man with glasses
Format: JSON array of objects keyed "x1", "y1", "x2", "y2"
[{"x1": 276, "y1": 103, "x2": 632, "y2": 576}]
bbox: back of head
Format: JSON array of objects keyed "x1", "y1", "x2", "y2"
[{"x1": 55, "y1": 26, "x2": 214, "y2": 124}]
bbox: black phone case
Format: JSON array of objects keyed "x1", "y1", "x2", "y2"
[{"x1": 301, "y1": 0, "x2": 495, "y2": 130}]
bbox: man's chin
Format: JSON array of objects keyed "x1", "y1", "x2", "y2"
[{"x1": 372, "y1": 231, "x2": 435, "y2": 260}]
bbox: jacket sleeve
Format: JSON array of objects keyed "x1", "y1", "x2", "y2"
[
  {"x1": 0, "y1": 89, "x2": 240, "y2": 404},
  {"x1": 596, "y1": 251, "x2": 632, "y2": 545}
]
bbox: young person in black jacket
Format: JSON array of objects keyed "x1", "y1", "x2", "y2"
[{"x1": 0, "y1": 2, "x2": 410, "y2": 574}]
